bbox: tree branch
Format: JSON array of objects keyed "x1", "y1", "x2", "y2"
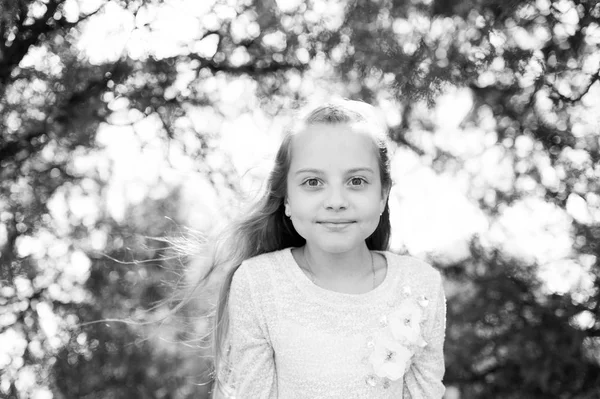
[
  {"x1": 190, "y1": 55, "x2": 307, "y2": 75},
  {"x1": 0, "y1": 0, "x2": 64, "y2": 86},
  {"x1": 0, "y1": 0, "x2": 104, "y2": 88},
  {"x1": 0, "y1": 58, "x2": 131, "y2": 166},
  {"x1": 0, "y1": 128, "x2": 47, "y2": 162},
  {"x1": 53, "y1": 4, "x2": 105, "y2": 31},
  {"x1": 549, "y1": 68, "x2": 600, "y2": 104}
]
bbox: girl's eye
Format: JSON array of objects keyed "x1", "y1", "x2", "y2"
[
  {"x1": 349, "y1": 177, "x2": 367, "y2": 186},
  {"x1": 303, "y1": 178, "x2": 321, "y2": 187}
]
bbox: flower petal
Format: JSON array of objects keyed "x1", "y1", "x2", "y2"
[{"x1": 380, "y1": 358, "x2": 408, "y2": 381}]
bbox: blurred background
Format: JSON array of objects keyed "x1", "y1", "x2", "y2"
[{"x1": 1, "y1": 0, "x2": 600, "y2": 398}]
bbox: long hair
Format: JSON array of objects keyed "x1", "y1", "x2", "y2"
[{"x1": 207, "y1": 99, "x2": 393, "y2": 396}]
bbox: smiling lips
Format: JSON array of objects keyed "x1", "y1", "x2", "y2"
[{"x1": 317, "y1": 220, "x2": 356, "y2": 230}]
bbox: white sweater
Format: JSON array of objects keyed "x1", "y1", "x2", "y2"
[{"x1": 220, "y1": 247, "x2": 446, "y2": 399}]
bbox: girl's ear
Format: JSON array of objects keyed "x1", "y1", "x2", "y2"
[
  {"x1": 284, "y1": 198, "x2": 291, "y2": 217},
  {"x1": 380, "y1": 187, "x2": 390, "y2": 214}
]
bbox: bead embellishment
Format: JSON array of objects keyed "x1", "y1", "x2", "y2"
[
  {"x1": 379, "y1": 315, "x2": 388, "y2": 327},
  {"x1": 365, "y1": 374, "x2": 378, "y2": 387}
]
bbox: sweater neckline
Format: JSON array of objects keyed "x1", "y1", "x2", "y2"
[{"x1": 281, "y1": 247, "x2": 396, "y2": 306}]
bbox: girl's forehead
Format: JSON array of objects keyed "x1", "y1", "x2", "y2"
[
  {"x1": 289, "y1": 123, "x2": 380, "y2": 168},
  {"x1": 292, "y1": 123, "x2": 376, "y2": 146}
]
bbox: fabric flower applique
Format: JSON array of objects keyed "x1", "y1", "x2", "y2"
[
  {"x1": 368, "y1": 330, "x2": 413, "y2": 381},
  {"x1": 364, "y1": 286, "x2": 429, "y2": 389}
]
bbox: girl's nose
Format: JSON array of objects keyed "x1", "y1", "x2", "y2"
[{"x1": 324, "y1": 186, "x2": 348, "y2": 210}]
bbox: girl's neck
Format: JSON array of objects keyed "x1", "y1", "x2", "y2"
[{"x1": 302, "y1": 244, "x2": 372, "y2": 279}]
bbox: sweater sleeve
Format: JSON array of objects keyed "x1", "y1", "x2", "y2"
[
  {"x1": 403, "y1": 271, "x2": 446, "y2": 399},
  {"x1": 221, "y1": 264, "x2": 277, "y2": 399}
]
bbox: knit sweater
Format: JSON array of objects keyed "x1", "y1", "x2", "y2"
[{"x1": 219, "y1": 247, "x2": 446, "y2": 399}]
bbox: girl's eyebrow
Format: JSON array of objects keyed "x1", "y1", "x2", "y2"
[
  {"x1": 346, "y1": 167, "x2": 375, "y2": 174},
  {"x1": 294, "y1": 167, "x2": 375, "y2": 175},
  {"x1": 294, "y1": 168, "x2": 323, "y2": 176}
]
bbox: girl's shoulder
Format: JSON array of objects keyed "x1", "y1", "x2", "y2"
[
  {"x1": 383, "y1": 251, "x2": 442, "y2": 284},
  {"x1": 230, "y1": 249, "x2": 289, "y2": 301},
  {"x1": 242, "y1": 248, "x2": 286, "y2": 266},
  {"x1": 233, "y1": 248, "x2": 288, "y2": 279}
]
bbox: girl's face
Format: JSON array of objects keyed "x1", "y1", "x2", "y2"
[{"x1": 285, "y1": 123, "x2": 388, "y2": 255}]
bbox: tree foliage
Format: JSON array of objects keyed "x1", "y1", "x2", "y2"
[{"x1": 1, "y1": 0, "x2": 599, "y2": 398}]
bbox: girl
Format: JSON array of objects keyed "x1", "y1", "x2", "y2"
[{"x1": 210, "y1": 99, "x2": 446, "y2": 398}]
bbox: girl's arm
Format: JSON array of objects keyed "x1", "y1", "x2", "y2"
[
  {"x1": 219, "y1": 264, "x2": 277, "y2": 399},
  {"x1": 403, "y1": 271, "x2": 446, "y2": 399}
]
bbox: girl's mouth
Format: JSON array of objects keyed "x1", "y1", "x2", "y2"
[{"x1": 318, "y1": 221, "x2": 356, "y2": 230}]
